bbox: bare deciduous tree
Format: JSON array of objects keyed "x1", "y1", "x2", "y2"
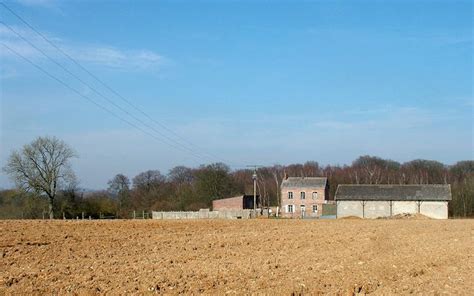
[
  {"x1": 3, "y1": 136, "x2": 76, "y2": 219},
  {"x1": 168, "y1": 166, "x2": 194, "y2": 185},
  {"x1": 107, "y1": 174, "x2": 130, "y2": 195},
  {"x1": 132, "y1": 170, "x2": 165, "y2": 191},
  {"x1": 108, "y1": 174, "x2": 131, "y2": 218}
]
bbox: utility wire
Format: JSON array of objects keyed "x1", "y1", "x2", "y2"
[
  {"x1": 0, "y1": 20, "x2": 217, "y2": 163},
  {"x1": 1, "y1": 42, "x2": 209, "y2": 164},
  {"x1": 0, "y1": 1, "x2": 230, "y2": 165}
]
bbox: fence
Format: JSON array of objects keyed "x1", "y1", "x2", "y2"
[
  {"x1": 132, "y1": 211, "x2": 150, "y2": 219},
  {"x1": 152, "y1": 209, "x2": 255, "y2": 220}
]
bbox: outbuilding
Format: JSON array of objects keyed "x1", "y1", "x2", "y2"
[
  {"x1": 212, "y1": 195, "x2": 260, "y2": 211},
  {"x1": 335, "y1": 184, "x2": 451, "y2": 219}
]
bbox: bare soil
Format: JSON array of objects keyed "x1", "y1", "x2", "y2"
[{"x1": 0, "y1": 219, "x2": 472, "y2": 295}]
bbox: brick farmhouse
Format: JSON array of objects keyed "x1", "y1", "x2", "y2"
[{"x1": 280, "y1": 177, "x2": 329, "y2": 218}]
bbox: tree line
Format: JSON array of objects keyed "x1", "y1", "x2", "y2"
[{"x1": 1, "y1": 136, "x2": 473, "y2": 218}]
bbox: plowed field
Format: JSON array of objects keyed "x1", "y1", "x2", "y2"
[{"x1": 0, "y1": 219, "x2": 472, "y2": 295}]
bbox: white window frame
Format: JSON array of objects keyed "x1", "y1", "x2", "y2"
[
  {"x1": 312, "y1": 192, "x2": 318, "y2": 200},
  {"x1": 287, "y1": 204, "x2": 294, "y2": 213},
  {"x1": 288, "y1": 192, "x2": 293, "y2": 199},
  {"x1": 312, "y1": 205, "x2": 318, "y2": 213},
  {"x1": 300, "y1": 192, "x2": 305, "y2": 199},
  {"x1": 300, "y1": 205, "x2": 305, "y2": 212}
]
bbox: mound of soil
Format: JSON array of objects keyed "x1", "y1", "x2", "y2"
[
  {"x1": 388, "y1": 213, "x2": 431, "y2": 220},
  {"x1": 340, "y1": 215, "x2": 363, "y2": 219}
]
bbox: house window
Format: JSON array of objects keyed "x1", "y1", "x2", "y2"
[
  {"x1": 300, "y1": 192, "x2": 305, "y2": 199},
  {"x1": 288, "y1": 192, "x2": 293, "y2": 199},
  {"x1": 312, "y1": 205, "x2": 318, "y2": 213},
  {"x1": 312, "y1": 192, "x2": 318, "y2": 199},
  {"x1": 300, "y1": 205, "x2": 305, "y2": 212},
  {"x1": 287, "y1": 205, "x2": 294, "y2": 213}
]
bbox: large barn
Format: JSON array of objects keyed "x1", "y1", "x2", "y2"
[{"x1": 335, "y1": 184, "x2": 451, "y2": 219}]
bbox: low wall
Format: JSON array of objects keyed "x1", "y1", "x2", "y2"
[{"x1": 152, "y1": 209, "x2": 255, "y2": 220}]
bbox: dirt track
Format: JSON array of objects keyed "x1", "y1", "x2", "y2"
[{"x1": 0, "y1": 219, "x2": 472, "y2": 295}]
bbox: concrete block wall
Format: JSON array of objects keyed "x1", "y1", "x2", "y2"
[{"x1": 152, "y1": 209, "x2": 253, "y2": 220}]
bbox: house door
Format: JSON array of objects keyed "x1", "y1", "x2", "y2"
[{"x1": 300, "y1": 205, "x2": 305, "y2": 218}]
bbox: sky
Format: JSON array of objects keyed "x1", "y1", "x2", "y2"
[{"x1": 0, "y1": 0, "x2": 472, "y2": 189}]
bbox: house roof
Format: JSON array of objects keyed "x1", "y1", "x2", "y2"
[
  {"x1": 335, "y1": 184, "x2": 452, "y2": 201},
  {"x1": 281, "y1": 177, "x2": 327, "y2": 189}
]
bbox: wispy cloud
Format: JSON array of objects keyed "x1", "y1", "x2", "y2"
[
  {"x1": 70, "y1": 46, "x2": 164, "y2": 69},
  {"x1": 0, "y1": 24, "x2": 165, "y2": 71},
  {"x1": 16, "y1": 0, "x2": 56, "y2": 8},
  {"x1": 312, "y1": 106, "x2": 437, "y2": 131},
  {"x1": 0, "y1": 66, "x2": 19, "y2": 79}
]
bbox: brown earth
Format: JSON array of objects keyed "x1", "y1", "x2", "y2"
[{"x1": 0, "y1": 219, "x2": 473, "y2": 295}]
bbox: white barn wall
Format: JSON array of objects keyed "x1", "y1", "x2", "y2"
[
  {"x1": 337, "y1": 201, "x2": 363, "y2": 218},
  {"x1": 336, "y1": 200, "x2": 449, "y2": 219},
  {"x1": 392, "y1": 201, "x2": 418, "y2": 216},
  {"x1": 420, "y1": 201, "x2": 448, "y2": 219},
  {"x1": 364, "y1": 201, "x2": 391, "y2": 218}
]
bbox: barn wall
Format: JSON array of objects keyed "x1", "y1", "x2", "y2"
[
  {"x1": 420, "y1": 201, "x2": 448, "y2": 219},
  {"x1": 336, "y1": 201, "x2": 364, "y2": 218},
  {"x1": 392, "y1": 201, "x2": 418, "y2": 215},
  {"x1": 364, "y1": 201, "x2": 391, "y2": 218},
  {"x1": 336, "y1": 200, "x2": 449, "y2": 219}
]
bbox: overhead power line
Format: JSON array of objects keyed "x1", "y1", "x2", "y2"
[
  {"x1": 0, "y1": 1, "x2": 230, "y2": 165},
  {"x1": 1, "y1": 42, "x2": 209, "y2": 164},
  {"x1": 0, "y1": 21, "x2": 216, "y2": 163}
]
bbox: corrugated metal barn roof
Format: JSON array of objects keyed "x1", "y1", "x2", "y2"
[{"x1": 335, "y1": 184, "x2": 452, "y2": 201}]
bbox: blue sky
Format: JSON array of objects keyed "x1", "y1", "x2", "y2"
[{"x1": 0, "y1": 0, "x2": 472, "y2": 189}]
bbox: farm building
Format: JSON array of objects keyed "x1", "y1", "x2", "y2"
[
  {"x1": 335, "y1": 184, "x2": 451, "y2": 219},
  {"x1": 212, "y1": 195, "x2": 260, "y2": 211},
  {"x1": 280, "y1": 177, "x2": 329, "y2": 218}
]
